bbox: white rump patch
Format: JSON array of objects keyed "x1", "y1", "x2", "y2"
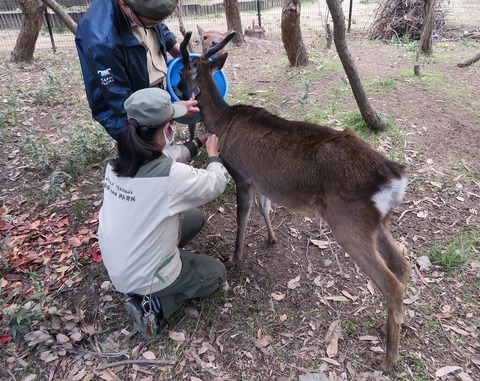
[{"x1": 372, "y1": 176, "x2": 408, "y2": 217}]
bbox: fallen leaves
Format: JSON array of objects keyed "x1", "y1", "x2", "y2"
[
  {"x1": 255, "y1": 329, "x2": 272, "y2": 348},
  {"x1": 1, "y1": 198, "x2": 100, "y2": 308},
  {"x1": 325, "y1": 320, "x2": 342, "y2": 358},
  {"x1": 435, "y1": 365, "x2": 462, "y2": 378},
  {"x1": 24, "y1": 305, "x2": 97, "y2": 362},
  {"x1": 287, "y1": 275, "x2": 301, "y2": 289}
]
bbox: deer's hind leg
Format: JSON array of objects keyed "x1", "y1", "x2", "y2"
[
  {"x1": 258, "y1": 194, "x2": 277, "y2": 244},
  {"x1": 325, "y1": 202, "x2": 406, "y2": 372},
  {"x1": 376, "y1": 219, "x2": 411, "y2": 287}
]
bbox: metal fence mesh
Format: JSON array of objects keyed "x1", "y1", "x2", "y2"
[{"x1": 0, "y1": 0, "x2": 478, "y2": 57}]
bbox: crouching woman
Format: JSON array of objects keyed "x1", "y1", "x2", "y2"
[{"x1": 98, "y1": 88, "x2": 229, "y2": 338}]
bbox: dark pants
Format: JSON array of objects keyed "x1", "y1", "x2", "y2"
[{"x1": 151, "y1": 208, "x2": 226, "y2": 318}]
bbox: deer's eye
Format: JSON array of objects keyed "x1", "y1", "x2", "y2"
[{"x1": 203, "y1": 36, "x2": 208, "y2": 40}]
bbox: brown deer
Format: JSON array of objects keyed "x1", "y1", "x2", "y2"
[
  {"x1": 183, "y1": 26, "x2": 233, "y2": 141},
  {"x1": 197, "y1": 25, "x2": 232, "y2": 56},
  {"x1": 179, "y1": 31, "x2": 411, "y2": 372}
]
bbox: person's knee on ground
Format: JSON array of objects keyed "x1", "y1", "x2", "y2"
[{"x1": 179, "y1": 208, "x2": 206, "y2": 248}]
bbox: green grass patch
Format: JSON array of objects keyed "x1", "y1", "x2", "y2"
[
  {"x1": 399, "y1": 69, "x2": 447, "y2": 87},
  {"x1": 365, "y1": 77, "x2": 399, "y2": 94},
  {"x1": 425, "y1": 231, "x2": 479, "y2": 272}
]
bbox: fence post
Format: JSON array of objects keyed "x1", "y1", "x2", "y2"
[
  {"x1": 256, "y1": 0, "x2": 262, "y2": 27},
  {"x1": 44, "y1": 9, "x2": 57, "y2": 53},
  {"x1": 348, "y1": 0, "x2": 353, "y2": 33}
]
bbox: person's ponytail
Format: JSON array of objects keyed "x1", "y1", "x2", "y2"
[{"x1": 111, "y1": 120, "x2": 163, "y2": 177}]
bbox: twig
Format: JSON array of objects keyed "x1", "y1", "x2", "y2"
[
  {"x1": 4, "y1": 368, "x2": 16, "y2": 381},
  {"x1": 79, "y1": 349, "x2": 129, "y2": 359},
  {"x1": 414, "y1": 266, "x2": 429, "y2": 287},
  {"x1": 437, "y1": 319, "x2": 467, "y2": 362},
  {"x1": 174, "y1": 299, "x2": 204, "y2": 373},
  {"x1": 96, "y1": 359, "x2": 175, "y2": 370}
]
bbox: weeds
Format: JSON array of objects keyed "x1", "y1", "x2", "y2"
[
  {"x1": 1, "y1": 284, "x2": 47, "y2": 337},
  {"x1": 28, "y1": 71, "x2": 63, "y2": 106},
  {"x1": 19, "y1": 133, "x2": 62, "y2": 171},
  {"x1": 365, "y1": 77, "x2": 399, "y2": 94},
  {"x1": 425, "y1": 231, "x2": 478, "y2": 272},
  {"x1": 60, "y1": 123, "x2": 113, "y2": 178},
  {"x1": 0, "y1": 89, "x2": 21, "y2": 144}
]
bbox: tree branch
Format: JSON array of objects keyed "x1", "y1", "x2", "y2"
[{"x1": 42, "y1": 0, "x2": 77, "y2": 35}]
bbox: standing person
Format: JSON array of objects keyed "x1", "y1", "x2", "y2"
[
  {"x1": 98, "y1": 88, "x2": 230, "y2": 337},
  {"x1": 75, "y1": 0, "x2": 199, "y2": 139}
]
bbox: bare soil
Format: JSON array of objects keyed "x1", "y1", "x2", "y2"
[{"x1": 1, "y1": 34, "x2": 479, "y2": 381}]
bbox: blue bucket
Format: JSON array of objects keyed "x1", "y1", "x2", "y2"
[{"x1": 166, "y1": 53, "x2": 229, "y2": 125}]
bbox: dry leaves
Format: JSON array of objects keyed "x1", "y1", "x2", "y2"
[{"x1": 24, "y1": 305, "x2": 97, "y2": 362}]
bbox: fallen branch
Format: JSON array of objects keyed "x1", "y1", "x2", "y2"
[
  {"x1": 457, "y1": 52, "x2": 480, "y2": 68},
  {"x1": 96, "y1": 359, "x2": 176, "y2": 370}
]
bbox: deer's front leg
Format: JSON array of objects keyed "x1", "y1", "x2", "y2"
[
  {"x1": 188, "y1": 123, "x2": 197, "y2": 141},
  {"x1": 227, "y1": 181, "x2": 253, "y2": 268}
]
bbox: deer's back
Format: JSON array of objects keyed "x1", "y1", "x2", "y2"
[{"x1": 216, "y1": 105, "x2": 404, "y2": 210}]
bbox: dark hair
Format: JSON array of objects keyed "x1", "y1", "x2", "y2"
[{"x1": 111, "y1": 119, "x2": 165, "y2": 177}]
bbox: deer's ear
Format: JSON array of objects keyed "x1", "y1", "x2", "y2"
[{"x1": 211, "y1": 53, "x2": 228, "y2": 72}]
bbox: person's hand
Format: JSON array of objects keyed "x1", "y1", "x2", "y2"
[
  {"x1": 176, "y1": 99, "x2": 199, "y2": 117},
  {"x1": 205, "y1": 134, "x2": 220, "y2": 157},
  {"x1": 196, "y1": 132, "x2": 210, "y2": 147}
]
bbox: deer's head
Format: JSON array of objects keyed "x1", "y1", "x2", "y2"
[
  {"x1": 179, "y1": 31, "x2": 236, "y2": 101},
  {"x1": 197, "y1": 25, "x2": 233, "y2": 55}
]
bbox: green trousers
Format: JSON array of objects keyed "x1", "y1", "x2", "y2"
[{"x1": 151, "y1": 208, "x2": 226, "y2": 319}]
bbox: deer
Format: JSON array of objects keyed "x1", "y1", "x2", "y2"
[
  {"x1": 178, "y1": 31, "x2": 411, "y2": 372},
  {"x1": 197, "y1": 25, "x2": 232, "y2": 56},
  {"x1": 183, "y1": 26, "x2": 234, "y2": 141}
]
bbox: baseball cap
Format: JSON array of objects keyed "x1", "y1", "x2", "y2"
[
  {"x1": 124, "y1": 0, "x2": 178, "y2": 21},
  {"x1": 124, "y1": 88, "x2": 187, "y2": 128}
]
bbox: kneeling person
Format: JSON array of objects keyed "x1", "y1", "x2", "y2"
[{"x1": 98, "y1": 88, "x2": 229, "y2": 337}]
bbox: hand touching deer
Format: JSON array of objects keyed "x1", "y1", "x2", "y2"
[{"x1": 178, "y1": 31, "x2": 411, "y2": 372}]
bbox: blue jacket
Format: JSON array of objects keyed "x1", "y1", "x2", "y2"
[{"x1": 75, "y1": 0, "x2": 177, "y2": 139}]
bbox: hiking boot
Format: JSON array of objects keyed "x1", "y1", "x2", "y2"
[{"x1": 124, "y1": 298, "x2": 160, "y2": 339}]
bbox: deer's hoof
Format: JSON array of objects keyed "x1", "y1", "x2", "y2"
[
  {"x1": 267, "y1": 238, "x2": 277, "y2": 245},
  {"x1": 376, "y1": 322, "x2": 387, "y2": 336},
  {"x1": 223, "y1": 260, "x2": 237, "y2": 270},
  {"x1": 377, "y1": 355, "x2": 399, "y2": 373}
]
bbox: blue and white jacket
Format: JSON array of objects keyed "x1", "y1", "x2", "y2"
[{"x1": 75, "y1": 0, "x2": 177, "y2": 138}]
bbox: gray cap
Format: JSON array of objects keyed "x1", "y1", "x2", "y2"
[
  {"x1": 124, "y1": 88, "x2": 187, "y2": 127},
  {"x1": 125, "y1": 0, "x2": 178, "y2": 20}
]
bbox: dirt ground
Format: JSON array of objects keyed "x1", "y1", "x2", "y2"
[{"x1": 1, "y1": 32, "x2": 479, "y2": 381}]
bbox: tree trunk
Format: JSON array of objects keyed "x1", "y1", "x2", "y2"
[
  {"x1": 325, "y1": 0, "x2": 387, "y2": 132},
  {"x1": 42, "y1": 0, "x2": 77, "y2": 34},
  {"x1": 11, "y1": 0, "x2": 47, "y2": 62},
  {"x1": 281, "y1": 0, "x2": 308, "y2": 67},
  {"x1": 457, "y1": 52, "x2": 480, "y2": 68},
  {"x1": 420, "y1": 0, "x2": 434, "y2": 55},
  {"x1": 414, "y1": 0, "x2": 435, "y2": 75},
  {"x1": 174, "y1": 0, "x2": 193, "y2": 52},
  {"x1": 223, "y1": 0, "x2": 244, "y2": 45}
]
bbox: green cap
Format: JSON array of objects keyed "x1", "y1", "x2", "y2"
[
  {"x1": 125, "y1": 0, "x2": 178, "y2": 20},
  {"x1": 124, "y1": 88, "x2": 187, "y2": 128}
]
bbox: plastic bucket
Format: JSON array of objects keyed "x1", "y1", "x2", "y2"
[{"x1": 166, "y1": 53, "x2": 229, "y2": 125}]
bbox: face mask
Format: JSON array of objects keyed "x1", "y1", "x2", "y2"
[{"x1": 162, "y1": 127, "x2": 174, "y2": 149}]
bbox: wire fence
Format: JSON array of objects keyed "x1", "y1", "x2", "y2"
[{"x1": 0, "y1": 0, "x2": 478, "y2": 58}]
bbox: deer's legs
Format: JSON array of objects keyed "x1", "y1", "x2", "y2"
[
  {"x1": 258, "y1": 194, "x2": 277, "y2": 244},
  {"x1": 326, "y1": 206, "x2": 405, "y2": 372},
  {"x1": 188, "y1": 123, "x2": 196, "y2": 141},
  {"x1": 229, "y1": 182, "x2": 254, "y2": 267},
  {"x1": 376, "y1": 224, "x2": 411, "y2": 287}
]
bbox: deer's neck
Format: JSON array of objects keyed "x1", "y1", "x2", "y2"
[{"x1": 197, "y1": 77, "x2": 230, "y2": 135}]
